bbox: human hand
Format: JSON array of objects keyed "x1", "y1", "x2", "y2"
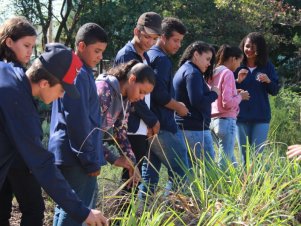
[
  {"x1": 176, "y1": 102, "x2": 189, "y2": 117},
  {"x1": 85, "y1": 209, "x2": 108, "y2": 226},
  {"x1": 239, "y1": 90, "x2": 250, "y2": 101},
  {"x1": 256, "y1": 73, "x2": 271, "y2": 83},
  {"x1": 147, "y1": 128, "x2": 153, "y2": 137},
  {"x1": 88, "y1": 170, "x2": 100, "y2": 177},
  {"x1": 287, "y1": 145, "x2": 301, "y2": 160},
  {"x1": 237, "y1": 69, "x2": 248, "y2": 83},
  {"x1": 151, "y1": 121, "x2": 160, "y2": 135},
  {"x1": 114, "y1": 156, "x2": 141, "y2": 188},
  {"x1": 211, "y1": 86, "x2": 220, "y2": 96}
]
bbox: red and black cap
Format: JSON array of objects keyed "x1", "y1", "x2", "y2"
[{"x1": 39, "y1": 43, "x2": 83, "y2": 98}]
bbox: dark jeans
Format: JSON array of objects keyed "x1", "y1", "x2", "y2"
[
  {"x1": 122, "y1": 135, "x2": 148, "y2": 192},
  {"x1": 0, "y1": 168, "x2": 45, "y2": 226}
]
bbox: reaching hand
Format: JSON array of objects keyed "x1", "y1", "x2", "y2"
[
  {"x1": 114, "y1": 156, "x2": 141, "y2": 188},
  {"x1": 151, "y1": 121, "x2": 160, "y2": 135},
  {"x1": 85, "y1": 209, "x2": 108, "y2": 226},
  {"x1": 287, "y1": 145, "x2": 301, "y2": 160}
]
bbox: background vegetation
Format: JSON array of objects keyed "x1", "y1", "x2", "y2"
[{"x1": 4, "y1": 0, "x2": 301, "y2": 225}]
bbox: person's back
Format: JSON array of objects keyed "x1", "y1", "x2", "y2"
[{"x1": 48, "y1": 23, "x2": 108, "y2": 226}]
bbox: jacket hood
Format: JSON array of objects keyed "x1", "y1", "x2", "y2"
[
  {"x1": 213, "y1": 65, "x2": 228, "y2": 77},
  {"x1": 96, "y1": 73, "x2": 121, "y2": 94}
]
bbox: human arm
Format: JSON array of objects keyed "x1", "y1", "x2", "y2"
[
  {"x1": 1, "y1": 94, "x2": 90, "y2": 223},
  {"x1": 62, "y1": 71, "x2": 102, "y2": 174},
  {"x1": 221, "y1": 70, "x2": 244, "y2": 109},
  {"x1": 186, "y1": 73, "x2": 218, "y2": 112},
  {"x1": 260, "y1": 62, "x2": 280, "y2": 96},
  {"x1": 131, "y1": 99, "x2": 158, "y2": 129}
]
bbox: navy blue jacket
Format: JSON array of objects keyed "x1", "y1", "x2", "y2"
[
  {"x1": 6, "y1": 62, "x2": 32, "y2": 170},
  {"x1": 0, "y1": 62, "x2": 90, "y2": 223},
  {"x1": 146, "y1": 45, "x2": 177, "y2": 133},
  {"x1": 234, "y1": 61, "x2": 280, "y2": 123},
  {"x1": 49, "y1": 64, "x2": 106, "y2": 173},
  {"x1": 173, "y1": 61, "x2": 218, "y2": 130},
  {"x1": 114, "y1": 41, "x2": 158, "y2": 133}
]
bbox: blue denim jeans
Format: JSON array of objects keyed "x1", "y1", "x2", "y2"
[
  {"x1": 236, "y1": 122, "x2": 270, "y2": 165},
  {"x1": 53, "y1": 165, "x2": 98, "y2": 226},
  {"x1": 210, "y1": 118, "x2": 237, "y2": 169},
  {"x1": 139, "y1": 130, "x2": 188, "y2": 196},
  {"x1": 183, "y1": 130, "x2": 215, "y2": 168}
]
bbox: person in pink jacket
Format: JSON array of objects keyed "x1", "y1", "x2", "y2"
[{"x1": 208, "y1": 44, "x2": 250, "y2": 169}]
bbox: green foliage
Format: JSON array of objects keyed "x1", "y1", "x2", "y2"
[
  {"x1": 269, "y1": 88, "x2": 301, "y2": 145},
  {"x1": 99, "y1": 145, "x2": 301, "y2": 225}
]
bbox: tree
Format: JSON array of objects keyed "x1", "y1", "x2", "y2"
[{"x1": 14, "y1": 0, "x2": 87, "y2": 48}]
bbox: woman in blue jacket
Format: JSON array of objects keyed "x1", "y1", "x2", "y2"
[
  {"x1": 235, "y1": 32, "x2": 280, "y2": 165},
  {"x1": 173, "y1": 41, "x2": 219, "y2": 167}
]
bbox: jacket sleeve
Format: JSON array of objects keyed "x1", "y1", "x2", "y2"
[
  {"x1": 221, "y1": 71, "x2": 242, "y2": 109},
  {"x1": 186, "y1": 73, "x2": 218, "y2": 112},
  {"x1": 1, "y1": 94, "x2": 90, "y2": 223},
  {"x1": 62, "y1": 72, "x2": 100, "y2": 173},
  {"x1": 265, "y1": 62, "x2": 280, "y2": 96},
  {"x1": 131, "y1": 100, "x2": 158, "y2": 128},
  {"x1": 97, "y1": 82, "x2": 122, "y2": 164},
  {"x1": 150, "y1": 57, "x2": 172, "y2": 106}
]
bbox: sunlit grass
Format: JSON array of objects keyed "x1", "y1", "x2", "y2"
[{"x1": 98, "y1": 140, "x2": 301, "y2": 225}]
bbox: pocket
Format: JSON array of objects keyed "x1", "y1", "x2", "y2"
[{"x1": 212, "y1": 118, "x2": 229, "y2": 138}]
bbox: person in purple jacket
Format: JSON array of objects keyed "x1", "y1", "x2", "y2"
[
  {"x1": 0, "y1": 43, "x2": 108, "y2": 226},
  {"x1": 173, "y1": 41, "x2": 219, "y2": 168},
  {"x1": 235, "y1": 32, "x2": 280, "y2": 165},
  {"x1": 209, "y1": 44, "x2": 250, "y2": 169},
  {"x1": 96, "y1": 60, "x2": 156, "y2": 189}
]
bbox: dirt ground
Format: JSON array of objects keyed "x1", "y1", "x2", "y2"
[{"x1": 10, "y1": 196, "x2": 54, "y2": 226}]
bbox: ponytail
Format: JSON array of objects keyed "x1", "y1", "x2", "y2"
[{"x1": 215, "y1": 44, "x2": 243, "y2": 66}]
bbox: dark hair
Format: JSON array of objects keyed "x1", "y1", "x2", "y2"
[
  {"x1": 216, "y1": 44, "x2": 243, "y2": 66},
  {"x1": 0, "y1": 16, "x2": 36, "y2": 64},
  {"x1": 162, "y1": 17, "x2": 186, "y2": 39},
  {"x1": 75, "y1": 23, "x2": 108, "y2": 46},
  {"x1": 179, "y1": 41, "x2": 215, "y2": 81},
  {"x1": 27, "y1": 59, "x2": 60, "y2": 87},
  {"x1": 107, "y1": 60, "x2": 155, "y2": 85},
  {"x1": 239, "y1": 32, "x2": 268, "y2": 67}
]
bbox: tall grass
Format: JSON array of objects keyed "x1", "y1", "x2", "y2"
[{"x1": 100, "y1": 141, "x2": 301, "y2": 225}]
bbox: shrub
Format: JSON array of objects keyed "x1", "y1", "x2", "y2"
[{"x1": 269, "y1": 88, "x2": 301, "y2": 145}]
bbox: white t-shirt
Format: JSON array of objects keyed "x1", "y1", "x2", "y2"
[{"x1": 127, "y1": 59, "x2": 151, "y2": 136}]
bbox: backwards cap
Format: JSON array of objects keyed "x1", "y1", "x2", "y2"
[
  {"x1": 39, "y1": 43, "x2": 82, "y2": 98},
  {"x1": 137, "y1": 12, "x2": 162, "y2": 35}
]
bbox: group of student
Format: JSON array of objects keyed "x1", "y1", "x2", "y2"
[{"x1": 0, "y1": 10, "x2": 300, "y2": 226}]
